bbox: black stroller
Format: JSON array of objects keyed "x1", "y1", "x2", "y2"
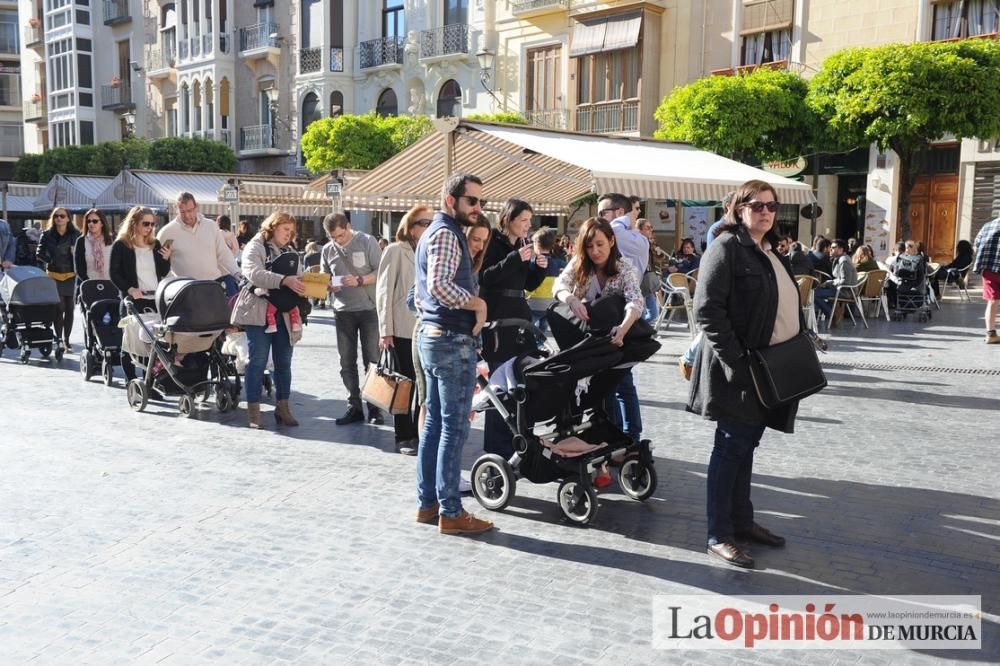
[
  {"x1": 891, "y1": 254, "x2": 932, "y2": 322},
  {"x1": 122, "y1": 277, "x2": 239, "y2": 417},
  {"x1": 78, "y1": 279, "x2": 125, "y2": 385},
  {"x1": 470, "y1": 311, "x2": 661, "y2": 526},
  {"x1": 0, "y1": 265, "x2": 64, "y2": 364}
]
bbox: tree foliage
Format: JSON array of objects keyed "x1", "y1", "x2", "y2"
[
  {"x1": 807, "y1": 39, "x2": 1000, "y2": 236},
  {"x1": 13, "y1": 137, "x2": 237, "y2": 183},
  {"x1": 654, "y1": 67, "x2": 819, "y2": 162},
  {"x1": 465, "y1": 112, "x2": 530, "y2": 125},
  {"x1": 301, "y1": 113, "x2": 434, "y2": 173}
]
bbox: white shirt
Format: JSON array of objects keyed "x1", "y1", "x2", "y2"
[
  {"x1": 157, "y1": 215, "x2": 239, "y2": 281},
  {"x1": 135, "y1": 247, "x2": 158, "y2": 293}
]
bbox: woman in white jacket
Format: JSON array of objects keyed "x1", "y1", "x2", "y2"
[{"x1": 375, "y1": 204, "x2": 432, "y2": 455}]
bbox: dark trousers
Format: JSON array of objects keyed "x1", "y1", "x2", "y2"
[
  {"x1": 707, "y1": 419, "x2": 766, "y2": 544},
  {"x1": 391, "y1": 336, "x2": 419, "y2": 442},
  {"x1": 335, "y1": 308, "x2": 380, "y2": 409},
  {"x1": 54, "y1": 292, "x2": 74, "y2": 343}
]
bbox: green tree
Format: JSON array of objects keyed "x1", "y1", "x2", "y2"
[
  {"x1": 147, "y1": 137, "x2": 237, "y2": 172},
  {"x1": 38, "y1": 145, "x2": 100, "y2": 182},
  {"x1": 654, "y1": 67, "x2": 819, "y2": 163},
  {"x1": 88, "y1": 138, "x2": 151, "y2": 175},
  {"x1": 806, "y1": 39, "x2": 1000, "y2": 238},
  {"x1": 14, "y1": 153, "x2": 45, "y2": 183},
  {"x1": 465, "y1": 112, "x2": 530, "y2": 125},
  {"x1": 301, "y1": 113, "x2": 433, "y2": 172}
]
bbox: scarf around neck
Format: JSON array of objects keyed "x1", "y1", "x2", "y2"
[{"x1": 87, "y1": 234, "x2": 106, "y2": 275}]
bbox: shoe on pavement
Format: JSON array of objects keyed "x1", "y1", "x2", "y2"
[
  {"x1": 368, "y1": 407, "x2": 385, "y2": 425},
  {"x1": 440, "y1": 511, "x2": 493, "y2": 535},
  {"x1": 396, "y1": 438, "x2": 418, "y2": 456},
  {"x1": 459, "y1": 477, "x2": 472, "y2": 494},
  {"x1": 736, "y1": 523, "x2": 786, "y2": 548},
  {"x1": 335, "y1": 405, "x2": 365, "y2": 425},
  {"x1": 707, "y1": 542, "x2": 755, "y2": 569},
  {"x1": 986, "y1": 331, "x2": 1000, "y2": 344},
  {"x1": 416, "y1": 503, "x2": 439, "y2": 524},
  {"x1": 678, "y1": 356, "x2": 692, "y2": 381}
]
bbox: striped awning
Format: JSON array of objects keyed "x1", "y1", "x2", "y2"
[
  {"x1": 33, "y1": 175, "x2": 116, "y2": 213},
  {"x1": 236, "y1": 180, "x2": 329, "y2": 217},
  {"x1": 2, "y1": 183, "x2": 46, "y2": 216},
  {"x1": 343, "y1": 121, "x2": 815, "y2": 213}
]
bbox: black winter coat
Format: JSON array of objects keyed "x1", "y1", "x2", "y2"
[
  {"x1": 109, "y1": 239, "x2": 171, "y2": 298},
  {"x1": 687, "y1": 227, "x2": 802, "y2": 433},
  {"x1": 37, "y1": 227, "x2": 80, "y2": 274}
]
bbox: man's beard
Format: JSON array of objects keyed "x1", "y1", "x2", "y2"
[{"x1": 454, "y1": 209, "x2": 478, "y2": 227}]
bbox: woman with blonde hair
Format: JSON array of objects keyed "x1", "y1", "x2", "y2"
[
  {"x1": 376, "y1": 204, "x2": 433, "y2": 454},
  {"x1": 230, "y1": 211, "x2": 306, "y2": 429},
  {"x1": 37, "y1": 207, "x2": 81, "y2": 350}
]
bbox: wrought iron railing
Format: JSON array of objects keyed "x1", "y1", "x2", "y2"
[
  {"x1": 330, "y1": 47, "x2": 344, "y2": 72},
  {"x1": 240, "y1": 124, "x2": 277, "y2": 152},
  {"x1": 219, "y1": 129, "x2": 231, "y2": 147},
  {"x1": 103, "y1": 0, "x2": 130, "y2": 23},
  {"x1": 511, "y1": 0, "x2": 568, "y2": 14},
  {"x1": 300, "y1": 47, "x2": 322, "y2": 73},
  {"x1": 239, "y1": 22, "x2": 278, "y2": 52},
  {"x1": 360, "y1": 36, "x2": 405, "y2": 69},
  {"x1": 419, "y1": 23, "x2": 469, "y2": 59},
  {"x1": 575, "y1": 99, "x2": 639, "y2": 134},
  {"x1": 146, "y1": 46, "x2": 168, "y2": 71},
  {"x1": 524, "y1": 109, "x2": 569, "y2": 131},
  {"x1": 101, "y1": 83, "x2": 134, "y2": 109}
]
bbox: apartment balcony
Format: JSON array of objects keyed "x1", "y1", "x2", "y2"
[
  {"x1": 711, "y1": 60, "x2": 788, "y2": 77},
  {"x1": 103, "y1": 0, "x2": 131, "y2": 25},
  {"x1": 299, "y1": 47, "x2": 322, "y2": 74},
  {"x1": 239, "y1": 22, "x2": 279, "y2": 61},
  {"x1": 330, "y1": 47, "x2": 344, "y2": 72},
  {"x1": 23, "y1": 25, "x2": 42, "y2": 49},
  {"x1": 524, "y1": 108, "x2": 569, "y2": 131},
  {"x1": 101, "y1": 83, "x2": 135, "y2": 111},
  {"x1": 239, "y1": 124, "x2": 282, "y2": 155},
  {"x1": 24, "y1": 99, "x2": 46, "y2": 122},
  {"x1": 419, "y1": 24, "x2": 470, "y2": 61},
  {"x1": 575, "y1": 99, "x2": 639, "y2": 134},
  {"x1": 145, "y1": 45, "x2": 175, "y2": 79},
  {"x1": 360, "y1": 36, "x2": 404, "y2": 70},
  {"x1": 511, "y1": 0, "x2": 569, "y2": 19}
]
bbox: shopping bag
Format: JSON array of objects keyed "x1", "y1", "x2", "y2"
[{"x1": 361, "y1": 348, "x2": 414, "y2": 415}]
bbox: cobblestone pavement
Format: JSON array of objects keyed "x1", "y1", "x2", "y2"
[{"x1": 0, "y1": 292, "x2": 997, "y2": 664}]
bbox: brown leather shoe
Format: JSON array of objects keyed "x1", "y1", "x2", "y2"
[
  {"x1": 736, "y1": 523, "x2": 786, "y2": 548},
  {"x1": 416, "y1": 504, "x2": 439, "y2": 524},
  {"x1": 274, "y1": 399, "x2": 299, "y2": 426},
  {"x1": 678, "y1": 356, "x2": 692, "y2": 381},
  {"x1": 707, "y1": 542, "x2": 755, "y2": 569},
  {"x1": 247, "y1": 402, "x2": 261, "y2": 429},
  {"x1": 439, "y1": 511, "x2": 494, "y2": 535}
]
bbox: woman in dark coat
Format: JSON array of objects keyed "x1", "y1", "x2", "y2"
[
  {"x1": 688, "y1": 179, "x2": 805, "y2": 570},
  {"x1": 478, "y1": 198, "x2": 547, "y2": 458},
  {"x1": 37, "y1": 207, "x2": 81, "y2": 350}
]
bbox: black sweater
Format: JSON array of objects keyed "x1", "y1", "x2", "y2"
[
  {"x1": 109, "y1": 239, "x2": 171, "y2": 298},
  {"x1": 478, "y1": 229, "x2": 545, "y2": 321}
]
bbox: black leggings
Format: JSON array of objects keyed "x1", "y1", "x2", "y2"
[{"x1": 54, "y1": 293, "x2": 74, "y2": 343}]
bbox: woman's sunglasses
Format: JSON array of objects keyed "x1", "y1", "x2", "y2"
[
  {"x1": 53, "y1": 213, "x2": 68, "y2": 219},
  {"x1": 141, "y1": 221, "x2": 155, "y2": 228},
  {"x1": 86, "y1": 218, "x2": 101, "y2": 225},
  {"x1": 744, "y1": 201, "x2": 780, "y2": 213}
]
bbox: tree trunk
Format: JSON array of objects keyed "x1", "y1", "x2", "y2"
[{"x1": 893, "y1": 142, "x2": 928, "y2": 242}]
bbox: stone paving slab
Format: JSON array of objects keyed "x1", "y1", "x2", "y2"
[{"x1": 0, "y1": 294, "x2": 997, "y2": 664}]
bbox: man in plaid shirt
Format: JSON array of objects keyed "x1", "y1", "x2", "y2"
[{"x1": 973, "y1": 217, "x2": 1000, "y2": 343}]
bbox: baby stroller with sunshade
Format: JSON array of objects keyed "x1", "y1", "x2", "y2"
[
  {"x1": 122, "y1": 277, "x2": 239, "y2": 417},
  {"x1": 891, "y1": 254, "x2": 932, "y2": 322},
  {"x1": 0, "y1": 265, "x2": 64, "y2": 364},
  {"x1": 78, "y1": 279, "x2": 125, "y2": 385},
  {"x1": 469, "y1": 300, "x2": 661, "y2": 526}
]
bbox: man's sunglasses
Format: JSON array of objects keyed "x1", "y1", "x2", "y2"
[
  {"x1": 598, "y1": 208, "x2": 617, "y2": 217},
  {"x1": 744, "y1": 201, "x2": 780, "y2": 213},
  {"x1": 460, "y1": 195, "x2": 486, "y2": 208}
]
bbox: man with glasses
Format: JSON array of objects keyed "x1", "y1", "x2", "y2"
[
  {"x1": 813, "y1": 238, "x2": 857, "y2": 326},
  {"x1": 414, "y1": 173, "x2": 493, "y2": 535},
  {"x1": 158, "y1": 192, "x2": 239, "y2": 284},
  {"x1": 320, "y1": 213, "x2": 385, "y2": 426}
]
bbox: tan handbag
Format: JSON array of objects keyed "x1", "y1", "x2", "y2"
[{"x1": 361, "y1": 348, "x2": 414, "y2": 415}]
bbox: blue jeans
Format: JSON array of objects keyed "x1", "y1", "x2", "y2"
[
  {"x1": 814, "y1": 286, "x2": 836, "y2": 320},
  {"x1": 608, "y1": 369, "x2": 642, "y2": 440},
  {"x1": 643, "y1": 293, "x2": 660, "y2": 323},
  {"x1": 417, "y1": 327, "x2": 478, "y2": 518},
  {"x1": 683, "y1": 331, "x2": 703, "y2": 366},
  {"x1": 707, "y1": 419, "x2": 766, "y2": 544},
  {"x1": 245, "y1": 318, "x2": 293, "y2": 403}
]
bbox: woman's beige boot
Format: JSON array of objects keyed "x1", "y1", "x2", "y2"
[
  {"x1": 248, "y1": 402, "x2": 261, "y2": 429},
  {"x1": 275, "y1": 400, "x2": 299, "y2": 426}
]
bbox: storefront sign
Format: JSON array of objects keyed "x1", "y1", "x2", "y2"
[{"x1": 762, "y1": 156, "x2": 807, "y2": 178}]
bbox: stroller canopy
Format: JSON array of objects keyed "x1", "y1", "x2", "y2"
[
  {"x1": 0, "y1": 266, "x2": 60, "y2": 307},
  {"x1": 79, "y1": 279, "x2": 119, "y2": 309},
  {"x1": 156, "y1": 277, "x2": 231, "y2": 332}
]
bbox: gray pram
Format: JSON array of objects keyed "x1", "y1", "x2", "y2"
[{"x1": 0, "y1": 265, "x2": 64, "y2": 364}]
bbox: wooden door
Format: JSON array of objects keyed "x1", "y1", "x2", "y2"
[{"x1": 904, "y1": 174, "x2": 957, "y2": 263}]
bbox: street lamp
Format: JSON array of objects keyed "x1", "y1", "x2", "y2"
[
  {"x1": 476, "y1": 46, "x2": 501, "y2": 105},
  {"x1": 122, "y1": 110, "x2": 136, "y2": 138}
]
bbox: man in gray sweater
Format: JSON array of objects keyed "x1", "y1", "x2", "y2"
[{"x1": 320, "y1": 213, "x2": 385, "y2": 425}]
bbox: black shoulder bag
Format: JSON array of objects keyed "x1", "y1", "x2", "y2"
[{"x1": 746, "y1": 333, "x2": 827, "y2": 409}]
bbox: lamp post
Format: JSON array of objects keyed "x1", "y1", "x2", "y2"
[
  {"x1": 476, "y1": 47, "x2": 501, "y2": 106},
  {"x1": 122, "y1": 110, "x2": 136, "y2": 139}
]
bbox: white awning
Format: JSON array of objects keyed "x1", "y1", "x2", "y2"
[
  {"x1": 570, "y1": 12, "x2": 642, "y2": 57},
  {"x1": 343, "y1": 121, "x2": 815, "y2": 213},
  {"x1": 2, "y1": 183, "x2": 46, "y2": 216},
  {"x1": 33, "y1": 175, "x2": 115, "y2": 213}
]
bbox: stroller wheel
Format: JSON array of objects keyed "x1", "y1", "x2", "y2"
[
  {"x1": 557, "y1": 478, "x2": 599, "y2": 525},
  {"x1": 126, "y1": 379, "x2": 148, "y2": 412},
  {"x1": 471, "y1": 454, "x2": 516, "y2": 511},
  {"x1": 215, "y1": 388, "x2": 235, "y2": 413},
  {"x1": 39, "y1": 344, "x2": 51, "y2": 358},
  {"x1": 80, "y1": 354, "x2": 93, "y2": 381},
  {"x1": 178, "y1": 394, "x2": 195, "y2": 418},
  {"x1": 618, "y1": 458, "x2": 658, "y2": 502},
  {"x1": 102, "y1": 361, "x2": 114, "y2": 386}
]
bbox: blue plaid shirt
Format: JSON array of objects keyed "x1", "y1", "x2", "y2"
[{"x1": 974, "y1": 218, "x2": 1000, "y2": 274}]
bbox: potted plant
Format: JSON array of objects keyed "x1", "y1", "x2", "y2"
[
  {"x1": 28, "y1": 17, "x2": 40, "y2": 28},
  {"x1": 110, "y1": 75, "x2": 121, "y2": 87},
  {"x1": 31, "y1": 92, "x2": 41, "y2": 103}
]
